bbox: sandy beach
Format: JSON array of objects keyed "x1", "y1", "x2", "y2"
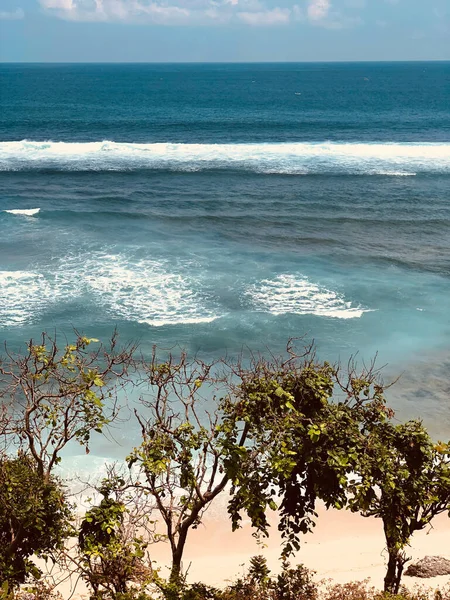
[
  {"x1": 55, "y1": 504, "x2": 450, "y2": 598},
  {"x1": 154, "y1": 505, "x2": 450, "y2": 588}
]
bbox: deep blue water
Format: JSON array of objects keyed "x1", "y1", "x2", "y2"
[{"x1": 0, "y1": 62, "x2": 449, "y2": 456}]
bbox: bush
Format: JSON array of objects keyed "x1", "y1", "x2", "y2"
[{"x1": 0, "y1": 455, "x2": 72, "y2": 587}]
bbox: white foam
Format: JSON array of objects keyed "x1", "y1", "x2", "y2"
[
  {"x1": 4, "y1": 208, "x2": 40, "y2": 216},
  {"x1": 76, "y1": 253, "x2": 220, "y2": 326},
  {"x1": 374, "y1": 171, "x2": 417, "y2": 177},
  {"x1": 0, "y1": 254, "x2": 220, "y2": 328},
  {"x1": 0, "y1": 140, "x2": 448, "y2": 174},
  {"x1": 0, "y1": 262, "x2": 370, "y2": 327},
  {"x1": 0, "y1": 271, "x2": 55, "y2": 326},
  {"x1": 246, "y1": 274, "x2": 369, "y2": 319}
]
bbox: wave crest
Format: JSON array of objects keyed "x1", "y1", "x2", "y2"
[
  {"x1": 4, "y1": 208, "x2": 40, "y2": 216},
  {"x1": 0, "y1": 140, "x2": 448, "y2": 174}
]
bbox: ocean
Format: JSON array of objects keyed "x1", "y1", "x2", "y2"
[{"x1": 0, "y1": 62, "x2": 449, "y2": 467}]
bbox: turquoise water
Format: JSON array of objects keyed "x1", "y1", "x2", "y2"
[{"x1": 0, "y1": 62, "x2": 449, "y2": 449}]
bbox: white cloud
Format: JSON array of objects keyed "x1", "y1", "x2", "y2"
[
  {"x1": 307, "y1": 0, "x2": 330, "y2": 21},
  {"x1": 129, "y1": 2, "x2": 192, "y2": 24},
  {"x1": 305, "y1": 0, "x2": 363, "y2": 29},
  {"x1": 39, "y1": 0, "x2": 294, "y2": 24},
  {"x1": 0, "y1": 7, "x2": 25, "y2": 19},
  {"x1": 38, "y1": 0, "x2": 363, "y2": 27},
  {"x1": 237, "y1": 6, "x2": 290, "y2": 25},
  {"x1": 40, "y1": 0, "x2": 203, "y2": 23}
]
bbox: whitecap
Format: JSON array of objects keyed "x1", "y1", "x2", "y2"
[
  {"x1": 0, "y1": 140, "x2": 448, "y2": 174},
  {"x1": 246, "y1": 274, "x2": 370, "y2": 319},
  {"x1": 0, "y1": 256, "x2": 221, "y2": 328},
  {"x1": 374, "y1": 171, "x2": 417, "y2": 177},
  {"x1": 0, "y1": 271, "x2": 54, "y2": 326},
  {"x1": 4, "y1": 208, "x2": 40, "y2": 216}
]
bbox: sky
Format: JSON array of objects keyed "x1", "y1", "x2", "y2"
[{"x1": 0, "y1": 0, "x2": 449, "y2": 62}]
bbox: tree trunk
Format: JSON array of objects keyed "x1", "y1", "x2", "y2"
[
  {"x1": 169, "y1": 550, "x2": 183, "y2": 586},
  {"x1": 384, "y1": 547, "x2": 404, "y2": 594},
  {"x1": 169, "y1": 527, "x2": 189, "y2": 594},
  {"x1": 168, "y1": 504, "x2": 207, "y2": 592}
]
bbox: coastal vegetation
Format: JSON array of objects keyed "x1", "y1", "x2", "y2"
[{"x1": 0, "y1": 333, "x2": 449, "y2": 600}]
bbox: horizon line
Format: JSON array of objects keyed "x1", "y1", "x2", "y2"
[{"x1": 1, "y1": 59, "x2": 449, "y2": 65}]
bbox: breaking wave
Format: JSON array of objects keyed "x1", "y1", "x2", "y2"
[
  {"x1": 0, "y1": 256, "x2": 371, "y2": 327},
  {"x1": 0, "y1": 140, "x2": 448, "y2": 174},
  {"x1": 0, "y1": 254, "x2": 220, "y2": 328},
  {"x1": 246, "y1": 274, "x2": 370, "y2": 319},
  {"x1": 3, "y1": 208, "x2": 40, "y2": 216},
  {"x1": 72, "y1": 253, "x2": 220, "y2": 327}
]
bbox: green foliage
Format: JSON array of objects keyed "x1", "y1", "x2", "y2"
[
  {"x1": 222, "y1": 356, "x2": 390, "y2": 558},
  {"x1": 166, "y1": 577, "x2": 450, "y2": 600},
  {"x1": 25, "y1": 337, "x2": 109, "y2": 452},
  {"x1": 78, "y1": 478, "x2": 150, "y2": 599},
  {"x1": 321, "y1": 580, "x2": 450, "y2": 600},
  {"x1": 0, "y1": 332, "x2": 134, "y2": 594},
  {"x1": 180, "y1": 583, "x2": 223, "y2": 600},
  {"x1": 248, "y1": 556, "x2": 271, "y2": 585},
  {"x1": 0, "y1": 332, "x2": 134, "y2": 479},
  {"x1": 79, "y1": 478, "x2": 127, "y2": 553},
  {"x1": 10, "y1": 580, "x2": 64, "y2": 600},
  {"x1": 348, "y1": 420, "x2": 450, "y2": 593},
  {"x1": 127, "y1": 351, "x2": 240, "y2": 586},
  {"x1": 273, "y1": 560, "x2": 318, "y2": 600},
  {"x1": 213, "y1": 556, "x2": 318, "y2": 600},
  {"x1": 0, "y1": 454, "x2": 72, "y2": 587},
  {"x1": 125, "y1": 344, "x2": 450, "y2": 594}
]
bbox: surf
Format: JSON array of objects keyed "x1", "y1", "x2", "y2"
[
  {"x1": 3, "y1": 208, "x2": 40, "y2": 216},
  {"x1": 0, "y1": 140, "x2": 448, "y2": 174}
]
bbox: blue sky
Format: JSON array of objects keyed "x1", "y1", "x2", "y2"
[{"x1": 0, "y1": 0, "x2": 449, "y2": 62}]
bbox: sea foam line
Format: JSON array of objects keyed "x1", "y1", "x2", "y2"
[{"x1": 0, "y1": 140, "x2": 448, "y2": 173}]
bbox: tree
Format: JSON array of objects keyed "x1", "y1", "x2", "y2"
[
  {"x1": 126, "y1": 342, "x2": 390, "y2": 590},
  {"x1": 0, "y1": 332, "x2": 135, "y2": 592},
  {"x1": 0, "y1": 454, "x2": 72, "y2": 588},
  {"x1": 348, "y1": 418, "x2": 450, "y2": 594},
  {"x1": 127, "y1": 349, "x2": 241, "y2": 589},
  {"x1": 222, "y1": 348, "x2": 390, "y2": 557},
  {"x1": 3, "y1": 331, "x2": 448, "y2": 597},
  {"x1": 217, "y1": 556, "x2": 318, "y2": 600},
  {"x1": 77, "y1": 474, "x2": 153, "y2": 599},
  {"x1": 0, "y1": 331, "x2": 135, "y2": 482}
]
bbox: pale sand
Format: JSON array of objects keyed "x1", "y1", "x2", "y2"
[
  {"x1": 46, "y1": 505, "x2": 450, "y2": 598},
  {"x1": 154, "y1": 505, "x2": 450, "y2": 589}
]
